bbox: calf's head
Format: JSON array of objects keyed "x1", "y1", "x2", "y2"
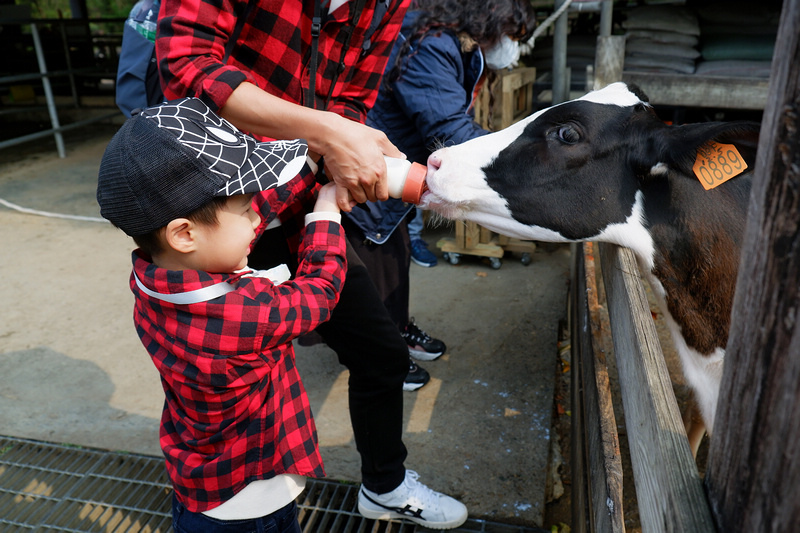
[{"x1": 422, "y1": 82, "x2": 759, "y2": 264}]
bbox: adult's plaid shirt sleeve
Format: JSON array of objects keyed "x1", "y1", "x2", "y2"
[{"x1": 156, "y1": 0, "x2": 409, "y2": 121}]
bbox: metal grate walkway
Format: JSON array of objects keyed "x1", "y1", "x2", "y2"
[{"x1": 0, "y1": 437, "x2": 546, "y2": 533}]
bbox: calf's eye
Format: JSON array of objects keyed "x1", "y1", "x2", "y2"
[{"x1": 558, "y1": 125, "x2": 580, "y2": 144}]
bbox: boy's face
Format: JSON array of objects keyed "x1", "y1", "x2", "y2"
[{"x1": 192, "y1": 194, "x2": 261, "y2": 273}]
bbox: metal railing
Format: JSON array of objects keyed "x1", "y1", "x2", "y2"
[{"x1": 0, "y1": 17, "x2": 124, "y2": 158}]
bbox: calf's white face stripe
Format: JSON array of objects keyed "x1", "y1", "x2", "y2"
[
  {"x1": 594, "y1": 191, "x2": 655, "y2": 271},
  {"x1": 575, "y1": 81, "x2": 645, "y2": 107}
]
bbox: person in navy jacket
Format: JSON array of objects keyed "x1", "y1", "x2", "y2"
[{"x1": 344, "y1": 0, "x2": 536, "y2": 381}]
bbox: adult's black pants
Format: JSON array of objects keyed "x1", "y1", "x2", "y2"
[{"x1": 249, "y1": 226, "x2": 409, "y2": 494}]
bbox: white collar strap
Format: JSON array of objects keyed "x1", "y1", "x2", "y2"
[
  {"x1": 134, "y1": 264, "x2": 292, "y2": 305},
  {"x1": 134, "y1": 274, "x2": 235, "y2": 305}
]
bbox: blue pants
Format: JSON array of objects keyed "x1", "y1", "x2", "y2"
[
  {"x1": 172, "y1": 495, "x2": 301, "y2": 533},
  {"x1": 408, "y1": 207, "x2": 424, "y2": 240}
]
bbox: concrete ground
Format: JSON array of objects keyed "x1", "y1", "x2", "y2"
[{"x1": 0, "y1": 122, "x2": 571, "y2": 528}]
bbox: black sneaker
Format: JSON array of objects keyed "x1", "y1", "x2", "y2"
[
  {"x1": 403, "y1": 359, "x2": 430, "y2": 391},
  {"x1": 402, "y1": 318, "x2": 446, "y2": 361}
]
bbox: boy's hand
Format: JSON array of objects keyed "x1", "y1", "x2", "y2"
[{"x1": 314, "y1": 182, "x2": 351, "y2": 214}]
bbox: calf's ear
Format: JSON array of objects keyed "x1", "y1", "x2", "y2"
[{"x1": 663, "y1": 121, "x2": 761, "y2": 177}]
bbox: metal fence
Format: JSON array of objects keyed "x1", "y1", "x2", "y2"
[{"x1": 0, "y1": 17, "x2": 124, "y2": 158}]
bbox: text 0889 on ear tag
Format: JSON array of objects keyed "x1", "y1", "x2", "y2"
[{"x1": 693, "y1": 141, "x2": 748, "y2": 190}]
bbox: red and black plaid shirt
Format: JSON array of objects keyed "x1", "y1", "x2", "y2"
[
  {"x1": 157, "y1": 0, "x2": 409, "y2": 122},
  {"x1": 156, "y1": 0, "x2": 409, "y2": 258},
  {"x1": 131, "y1": 172, "x2": 347, "y2": 513}
]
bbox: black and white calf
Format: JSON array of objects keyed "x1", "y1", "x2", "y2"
[{"x1": 421, "y1": 82, "x2": 760, "y2": 452}]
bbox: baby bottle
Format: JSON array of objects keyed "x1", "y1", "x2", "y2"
[{"x1": 384, "y1": 156, "x2": 428, "y2": 204}]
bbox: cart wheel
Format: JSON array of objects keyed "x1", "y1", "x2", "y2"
[
  {"x1": 444, "y1": 252, "x2": 461, "y2": 265},
  {"x1": 489, "y1": 257, "x2": 502, "y2": 270},
  {"x1": 520, "y1": 252, "x2": 532, "y2": 266}
]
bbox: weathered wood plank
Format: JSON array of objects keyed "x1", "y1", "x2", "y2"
[
  {"x1": 599, "y1": 243, "x2": 714, "y2": 533},
  {"x1": 571, "y1": 244, "x2": 590, "y2": 533},
  {"x1": 621, "y1": 72, "x2": 769, "y2": 110},
  {"x1": 437, "y1": 239, "x2": 504, "y2": 258},
  {"x1": 580, "y1": 243, "x2": 626, "y2": 533}
]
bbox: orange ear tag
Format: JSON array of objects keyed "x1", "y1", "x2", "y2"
[{"x1": 692, "y1": 141, "x2": 748, "y2": 190}]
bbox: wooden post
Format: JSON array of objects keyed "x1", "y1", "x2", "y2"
[
  {"x1": 552, "y1": 0, "x2": 570, "y2": 104},
  {"x1": 705, "y1": 1, "x2": 800, "y2": 530},
  {"x1": 593, "y1": 36, "x2": 626, "y2": 91},
  {"x1": 571, "y1": 243, "x2": 625, "y2": 533}
]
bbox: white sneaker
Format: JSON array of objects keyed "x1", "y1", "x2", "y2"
[{"x1": 357, "y1": 470, "x2": 468, "y2": 529}]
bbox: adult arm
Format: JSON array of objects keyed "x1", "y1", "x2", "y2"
[{"x1": 157, "y1": 0, "x2": 407, "y2": 210}]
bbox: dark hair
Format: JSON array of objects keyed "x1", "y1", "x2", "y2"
[
  {"x1": 131, "y1": 196, "x2": 230, "y2": 257},
  {"x1": 386, "y1": 0, "x2": 537, "y2": 85}
]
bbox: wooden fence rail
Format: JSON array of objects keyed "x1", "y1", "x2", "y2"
[{"x1": 570, "y1": 242, "x2": 715, "y2": 532}]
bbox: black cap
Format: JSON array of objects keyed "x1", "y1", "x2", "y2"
[{"x1": 97, "y1": 97, "x2": 308, "y2": 236}]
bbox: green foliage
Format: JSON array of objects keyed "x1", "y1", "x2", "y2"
[{"x1": 15, "y1": 0, "x2": 133, "y2": 19}]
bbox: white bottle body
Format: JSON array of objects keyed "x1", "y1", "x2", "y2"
[{"x1": 384, "y1": 156, "x2": 413, "y2": 199}]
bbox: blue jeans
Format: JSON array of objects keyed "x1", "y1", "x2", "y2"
[
  {"x1": 408, "y1": 207, "x2": 424, "y2": 240},
  {"x1": 172, "y1": 494, "x2": 301, "y2": 533}
]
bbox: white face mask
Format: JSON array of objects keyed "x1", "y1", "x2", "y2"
[{"x1": 483, "y1": 35, "x2": 520, "y2": 70}]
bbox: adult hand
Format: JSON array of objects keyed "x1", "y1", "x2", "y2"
[{"x1": 316, "y1": 114, "x2": 403, "y2": 211}]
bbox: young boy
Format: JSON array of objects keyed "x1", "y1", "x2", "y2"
[{"x1": 97, "y1": 97, "x2": 348, "y2": 532}]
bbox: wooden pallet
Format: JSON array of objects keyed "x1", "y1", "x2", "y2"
[{"x1": 438, "y1": 222, "x2": 536, "y2": 269}]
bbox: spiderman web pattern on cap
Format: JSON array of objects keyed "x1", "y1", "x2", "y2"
[{"x1": 141, "y1": 98, "x2": 309, "y2": 196}]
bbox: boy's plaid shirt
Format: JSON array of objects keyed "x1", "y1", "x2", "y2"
[
  {"x1": 131, "y1": 172, "x2": 347, "y2": 513},
  {"x1": 157, "y1": 0, "x2": 410, "y2": 123}
]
